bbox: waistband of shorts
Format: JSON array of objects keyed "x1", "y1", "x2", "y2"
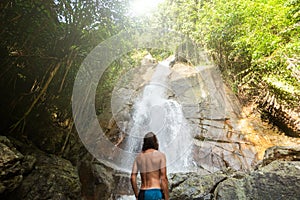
[{"x1": 140, "y1": 188, "x2": 161, "y2": 191}]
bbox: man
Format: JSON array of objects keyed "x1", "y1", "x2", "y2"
[{"x1": 130, "y1": 132, "x2": 169, "y2": 200}]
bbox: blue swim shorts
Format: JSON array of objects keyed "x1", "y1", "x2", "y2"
[{"x1": 138, "y1": 189, "x2": 164, "y2": 200}]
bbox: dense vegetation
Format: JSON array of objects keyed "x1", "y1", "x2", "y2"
[
  {"x1": 157, "y1": 0, "x2": 299, "y2": 107},
  {"x1": 1, "y1": 0, "x2": 299, "y2": 140},
  {"x1": 0, "y1": 0, "x2": 132, "y2": 153},
  {"x1": 154, "y1": 0, "x2": 299, "y2": 135}
]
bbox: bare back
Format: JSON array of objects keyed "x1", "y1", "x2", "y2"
[{"x1": 134, "y1": 149, "x2": 166, "y2": 189}]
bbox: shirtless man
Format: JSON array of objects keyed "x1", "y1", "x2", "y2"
[{"x1": 130, "y1": 132, "x2": 169, "y2": 200}]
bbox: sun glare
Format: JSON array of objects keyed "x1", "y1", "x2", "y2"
[{"x1": 129, "y1": 0, "x2": 165, "y2": 17}]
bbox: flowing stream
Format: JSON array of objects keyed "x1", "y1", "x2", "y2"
[{"x1": 120, "y1": 59, "x2": 194, "y2": 173}]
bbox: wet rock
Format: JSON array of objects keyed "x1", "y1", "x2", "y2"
[
  {"x1": 112, "y1": 172, "x2": 134, "y2": 198},
  {"x1": 0, "y1": 136, "x2": 36, "y2": 196},
  {"x1": 109, "y1": 60, "x2": 157, "y2": 134},
  {"x1": 169, "y1": 64, "x2": 258, "y2": 172},
  {"x1": 214, "y1": 160, "x2": 300, "y2": 200}
]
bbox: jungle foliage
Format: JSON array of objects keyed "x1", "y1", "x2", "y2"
[
  {"x1": 1, "y1": 0, "x2": 299, "y2": 137},
  {"x1": 0, "y1": 0, "x2": 130, "y2": 134},
  {"x1": 0, "y1": 0, "x2": 171, "y2": 137},
  {"x1": 157, "y1": 0, "x2": 300, "y2": 108}
]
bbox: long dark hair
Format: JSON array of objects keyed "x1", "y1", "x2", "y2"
[{"x1": 142, "y1": 132, "x2": 159, "y2": 151}]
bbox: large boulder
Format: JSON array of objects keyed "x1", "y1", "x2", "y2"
[
  {"x1": 12, "y1": 154, "x2": 81, "y2": 200},
  {"x1": 169, "y1": 172, "x2": 228, "y2": 200},
  {"x1": 0, "y1": 136, "x2": 35, "y2": 196},
  {"x1": 0, "y1": 136, "x2": 81, "y2": 200},
  {"x1": 214, "y1": 160, "x2": 300, "y2": 200}
]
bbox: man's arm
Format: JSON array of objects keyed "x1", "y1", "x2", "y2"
[
  {"x1": 130, "y1": 159, "x2": 139, "y2": 199},
  {"x1": 160, "y1": 154, "x2": 169, "y2": 200}
]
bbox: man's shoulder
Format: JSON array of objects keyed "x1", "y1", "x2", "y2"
[
  {"x1": 155, "y1": 150, "x2": 165, "y2": 155},
  {"x1": 153, "y1": 150, "x2": 166, "y2": 159}
]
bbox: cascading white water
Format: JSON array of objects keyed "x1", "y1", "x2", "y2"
[{"x1": 121, "y1": 59, "x2": 193, "y2": 173}]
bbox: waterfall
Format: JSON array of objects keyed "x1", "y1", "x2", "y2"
[{"x1": 121, "y1": 59, "x2": 193, "y2": 173}]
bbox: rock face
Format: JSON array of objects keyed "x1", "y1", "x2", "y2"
[
  {"x1": 168, "y1": 63, "x2": 258, "y2": 172},
  {"x1": 0, "y1": 136, "x2": 81, "y2": 200}
]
